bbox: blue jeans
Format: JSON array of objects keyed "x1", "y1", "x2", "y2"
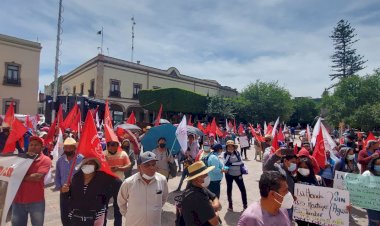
[
  {"x1": 208, "y1": 180, "x2": 221, "y2": 198},
  {"x1": 367, "y1": 209, "x2": 380, "y2": 226},
  {"x1": 12, "y1": 201, "x2": 45, "y2": 226}
]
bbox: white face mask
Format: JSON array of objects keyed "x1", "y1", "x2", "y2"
[
  {"x1": 287, "y1": 163, "x2": 297, "y2": 172},
  {"x1": 203, "y1": 146, "x2": 210, "y2": 152},
  {"x1": 274, "y1": 191, "x2": 294, "y2": 209},
  {"x1": 81, "y1": 165, "x2": 95, "y2": 174},
  {"x1": 298, "y1": 168, "x2": 310, "y2": 176},
  {"x1": 201, "y1": 176, "x2": 210, "y2": 187},
  {"x1": 142, "y1": 173, "x2": 155, "y2": 180},
  {"x1": 347, "y1": 154, "x2": 355, "y2": 160}
]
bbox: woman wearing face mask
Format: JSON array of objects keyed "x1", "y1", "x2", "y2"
[
  {"x1": 61, "y1": 158, "x2": 122, "y2": 226},
  {"x1": 223, "y1": 140, "x2": 248, "y2": 211},
  {"x1": 333, "y1": 147, "x2": 360, "y2": 176},
  {"x1": 152, "y1": 137, "x2": 172, "y2": 180},
  {"x1": 295, "y1": 157, "x2": 321, "y2": 226},
  {"x1": 121, "y1": 139, "x2": 136, "y2": 178},
  {"x1": 362, "y1": 156, "x2": 380, "y2": 226}
]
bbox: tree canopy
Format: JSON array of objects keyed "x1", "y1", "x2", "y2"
[{"x1": 329, "y1": 19, "x2": 367, "y2": 82}]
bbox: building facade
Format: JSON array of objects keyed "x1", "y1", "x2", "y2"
[
  {"x1": 60, "y1": 54, "x2": 238, "y2": 123},
  {"x1": 0, "y1": 34, "x2": 42, "y2": 115}
]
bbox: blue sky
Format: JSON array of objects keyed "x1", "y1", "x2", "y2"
[{"x1": 2, "y1": 0, "x2": 380, "y2": 97}]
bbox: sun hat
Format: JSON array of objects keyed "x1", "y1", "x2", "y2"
[
  {"x1": 75, "y1": 157, "x2": 101, "y2": 171},
  {"x1": 63, "y1": 137, "x2": 77, "y2": 146},
  {"x1": 226, "y1": 140, "x2": 238, "y2": 148},
  {"x1": 185, "y1": 161, "x2": 215, "y2": 181}
]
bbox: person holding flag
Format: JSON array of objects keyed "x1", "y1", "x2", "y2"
[
  {"x1": 12, "y1": 136, "x2": 52, "y2": 226},
  {"x1": 54, "y1": 137, "x2": 84, "y2": 226}
]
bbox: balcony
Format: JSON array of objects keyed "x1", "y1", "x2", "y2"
[
  {"x1": 3, "y1": 77, "x2": 21, "y2": 86},
  {"x1": 132, "y1": 93, "x2": 139, "y2": 99},
  {"x1": 109, "y1": 90, "x2": 121, "y2": 98}
]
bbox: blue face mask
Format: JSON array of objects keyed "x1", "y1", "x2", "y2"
[
  {"x1": 374, "y1": 165, "x2": 380, "y2": 172},
  {"x1": 287, "y1": 163, "x2": 297, "y2": 172}
]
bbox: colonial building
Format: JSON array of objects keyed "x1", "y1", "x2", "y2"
[
  {"x1": 0, "y1": 34, "x2": 42, "y2": 115},
  {"x1": 59, "y1": 54, "x2": 238, "y2": 123}
]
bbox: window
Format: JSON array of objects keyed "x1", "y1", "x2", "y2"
[
  {"x1": 89, "y1": 79, "x2": 95, "y2": 97},
  {"x1": 3, "y1": 63, "x2": 21, "y2": 86},
  {"x1": 109, "y1": 80, "x2": 121, "y2": 97},
  {"x1": 3, "y1": 100, "x2": 18, "y2": 114},
  {"x1": 80, "y1": 83, "x2": 84, "y2": 95},
  {"x1": 133, "y1": 83, "x2": 142, "y2": 99},
  {"x1": 73, "y1": 86, "x2": 76, "y2": 95}
]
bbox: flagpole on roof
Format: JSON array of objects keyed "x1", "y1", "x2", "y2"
[
  {"x1": 101, "y1": 26, "x2": 104, "y2": 54},
  {"x1": 131, "y1": 17, "x2": 136, "y2": 62},
  {"x1": 52, "y1": 0, "x2": 63, "y2": 122}
]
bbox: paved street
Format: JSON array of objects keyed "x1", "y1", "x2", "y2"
[{"x1": 6, "y1": 144, "x2": 368, "y2": 226}]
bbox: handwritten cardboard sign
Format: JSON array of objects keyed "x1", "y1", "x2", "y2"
[
  {"x1": 333, "y1": 171, "x2": 346, "y2": 190},
  {"x1": 294, "y1": 183, "x2": 349, "y2": 226},
  {"x1": 344, "y1": 173, "x2": 380, "y2": 211}
]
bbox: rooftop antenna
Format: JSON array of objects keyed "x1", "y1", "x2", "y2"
[{"x1": 131, "y1": 16, "x2": 136, "y2": 62}]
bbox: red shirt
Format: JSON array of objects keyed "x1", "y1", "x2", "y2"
[{"x1": 14, "y1": 154, "x2": 52, "y2": 203}]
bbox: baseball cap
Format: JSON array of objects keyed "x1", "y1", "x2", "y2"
[{"x1": 137, "y1": 151, "x2": 158, "y2": 165}]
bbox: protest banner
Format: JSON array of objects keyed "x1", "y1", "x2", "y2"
[
  {"x1": 0, "y1": 155, "x2": 34, "y2": 225},
  {"x1": 294, "y1": 183, "x2": 350, "y2": 226},
  {"x1": 344, "y1": 173, "x2": 380, "y2": 211},
  {"x1": 333, "y1": 171, "x2": 346, "y2": 190},
  {"x1": 239, "y1": 136, "x2": 250, "y2": 148}
]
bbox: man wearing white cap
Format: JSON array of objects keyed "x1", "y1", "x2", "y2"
[
  {"x1": 180, "y1": 161, "x2": 221, "y2": 226},
  {"x1": 55, "y1": 137, "x2": 83, "y2": 226},
  {"x1": 117, "y1": 151, "x2": 168, "y2": 226}
]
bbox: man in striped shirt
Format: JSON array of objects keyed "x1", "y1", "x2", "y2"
[{"x1": 104, "y1": 141, "x2": 131, "y2": 226}]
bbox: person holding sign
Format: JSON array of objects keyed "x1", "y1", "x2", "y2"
[
  {"x1": 362, "y1": 156, "x2": 380, "y2": 226},
  {"x1": 238, "y1": 171, "x2": 291, "y2": 226}
]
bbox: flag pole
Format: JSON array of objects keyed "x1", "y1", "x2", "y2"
[{"x1": 101, "y1": 26, "x2": 104, "y2": 55}]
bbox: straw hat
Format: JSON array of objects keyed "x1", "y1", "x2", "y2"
[
  {"x1": 63, "y1": 137, "x2": 77, "y2": 146},
  {"x1": 185, "y1": 161, "x2": 215, "y2": 181},
  {"x1": 226, "y1": 140, "x2": 238, "y2": 148}
]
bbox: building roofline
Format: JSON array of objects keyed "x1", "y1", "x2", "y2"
[
  {"x1": 0, "y1": 34, "x2": 42, "y2": 49},
  {"x1": 62, "y1": 55, "x2": 238, "y2": 93}
]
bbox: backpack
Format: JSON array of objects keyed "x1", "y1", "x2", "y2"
[{"x1": 174, "y1": 193, "x2": 186, "y2": 226}]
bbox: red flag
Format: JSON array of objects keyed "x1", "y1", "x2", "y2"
[
  {"x1": 4, "y1": 101, "x2": 15, "y2": 126},
  {"x1": 364, "y1": 132, "x2": 376, "y2": 150},
  {"x1": 77, "y1": 111, "x2": 116, "y2": 177},
  {"x1": 216, "y1": 125, "x2": 224, "y2": 137},
  {"x1": 205, "y1": 124, "x2": 211, "y2": 134},
  {"x1": 2, "y1": 118, "x2": 27, "y2": 154},
  {"x1": 126, "y1": 111, "x2": 136, "y2": 124},
  {"x1": 104, "y1": 124, "x2": 119, "y2": 143},
  {"x1": 187, "y1": 115, "x2": 192, "y2": 126},
  {"x1": 44, "y1": 118, "x2": 57, "y2": 146},
  {"x1": 62, "y1": 104, "x2": 79, "y2": 130},
  {"x1": 70, "y1": 108, "x2": 81, "y2": 132},
  {"x1": 209, "y1": 118, "x2": 217, "y2": 135},
  {"x1": 257, "y1": 123, "x2": 261, "y2": 130},
  {"x1": 238, "y1": 123, "x2": 244, "y2": 135},
  {"x1": 271, "y1": 132, "x2": 279, "y2": 153},
  {"x1": 57, "y1": 104, "x2": 64, "y2": 129},
  {"x1": 104, "y1": 100, "x2": 113, "y2": 128},
  {"x1": 266, "y1": 124, "x2": 273, "y2": 135},
  {"x1": 154, "y1": 104, "x2": 163, "y2": 126},
  {"x1": 116, "y1": 127, "x2": 126, "y2": 138},
  {"x1": 228, "y1": 120, "x2": 233, "y2": 130},
  {"x1": 197, "y1": 122, "x2": 204, "y2": 133},
  {"x1": 312, "y1": 128, "x2": 326, "y2": 168},
  {"x1": 277, "y1": 127, "x2": 285, "y2": 142},
  {"x1": 294, "y1": 143, "x2": 298, "y2": 155},
  {"x1": 233, "y1": 119, "x2": 237, "y2": 133},
  {"x1": 250, "y1": 123, "x2": 264, "y2": 142}
]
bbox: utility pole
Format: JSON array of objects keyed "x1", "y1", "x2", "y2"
[
  {"x1": 52, "y1": 0, "x2": 63, "y2": 122},
  {"x1": 131, "y1": 17, "x2": 136, "y2": 62}
]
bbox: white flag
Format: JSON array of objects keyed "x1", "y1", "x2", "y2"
[
  {"x1": 271, "y1": 117, "x2": 280, "y2": 137},
  {"x1": 51, "y1": 128, "x2": 64, "y2": 160},
  {"x1": 264, "y1": 121, "x2": 268, "y2": 135},
  {"x1": 175, "y1": 115, "x2": 188, "y2": 154},
  {"x1": 96, "y1": 111, "x2": 100, "y2": 128},
  {"x1": 311, "y1": 117, "x2": 322, "y2": 146},
  {"x1": 321, "y1": 123, "x2": 338, "y2": 161}
]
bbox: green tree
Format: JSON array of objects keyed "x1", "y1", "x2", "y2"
[
  {"x1": 322, "y1": 70, "x2": 380, "y2": 130},
  {"x1": 239, "y1": 80, "x2": 293, "y2": 123},
  {"x1": 205, "y1": 96, "x2": 236, "y2": 119},
  {"x1": 329, "y1": 19, "x2": 367, "y2": 82},
  {"x1": 289, "y1": 97, "x2": 319, "y2": 127}
]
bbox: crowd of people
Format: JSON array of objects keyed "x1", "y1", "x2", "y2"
[{"x1": 0, "y1": 118, "x2": 379, "y2": 226}]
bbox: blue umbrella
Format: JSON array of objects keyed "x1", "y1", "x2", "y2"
[{"x1": 141, "y1": 124, "x2": 181, "y2": 154}]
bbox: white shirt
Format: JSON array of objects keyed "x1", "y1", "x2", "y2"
[{"x1": 117, "y1": 172, "x2": 168, "y2": 226}]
